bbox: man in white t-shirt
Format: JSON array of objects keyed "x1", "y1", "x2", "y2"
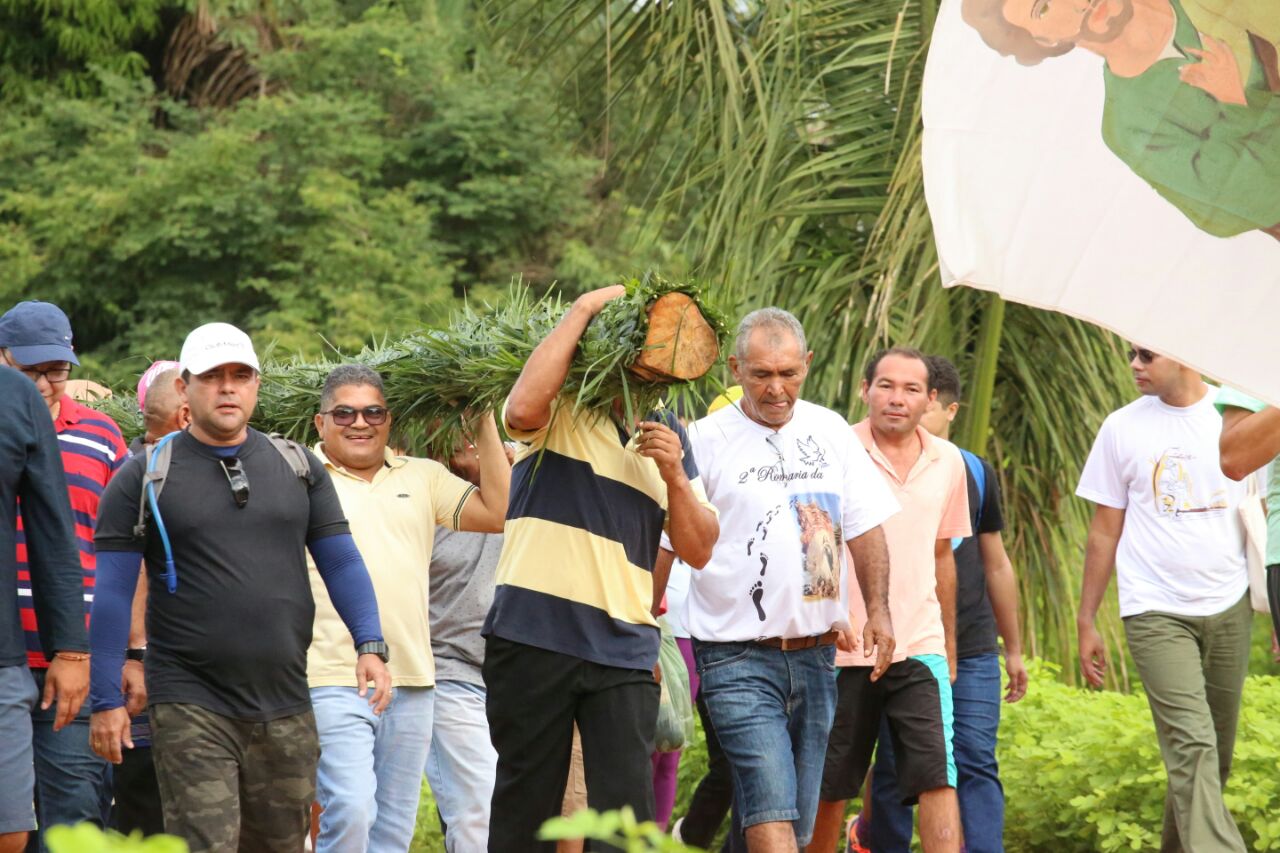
[
  {"x1": 682, "y1": 308, "x2": 898, "y2": 853},
  {"x1": 1077, "y1": 344, "x2": 1251, "y2": 853}
]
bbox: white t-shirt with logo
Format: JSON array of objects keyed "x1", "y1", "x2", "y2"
[
  {"x1": 1076, "y1": 391, "x2": 1248, "y2": 618},
  {"x1": 680, "y1": 400, "x2": 900, "y2": 641}
]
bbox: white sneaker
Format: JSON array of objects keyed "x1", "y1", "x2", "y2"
[{"x1": 671, "y1": 816, "x2": 685, "y2": 843}]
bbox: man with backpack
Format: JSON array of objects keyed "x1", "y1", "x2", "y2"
[
  {"x1": 86, "y1": 323, "x2": 390, "y2": 853},
  {"x1": 856, "y1": 355, "x2": 1027, "y2": 852}
]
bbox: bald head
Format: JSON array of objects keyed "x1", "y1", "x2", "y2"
[{"x1": 143, "y1": 368, "x2": 190, "y2": 442}]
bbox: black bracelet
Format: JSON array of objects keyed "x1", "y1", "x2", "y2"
[{"x1": 126, "y1": 648, "x2": 146, "y2": 662}]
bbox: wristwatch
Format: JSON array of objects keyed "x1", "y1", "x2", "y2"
[
  {"x1": 356, "y1": 641, "x2": 390, "y2": 663},
  {"x1": 126, "y1": 648, "x2": 146, "y2": 662}
]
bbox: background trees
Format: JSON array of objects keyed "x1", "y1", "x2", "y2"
[{"x1": 3, "y1": 0, "x2": 1179, "y2": 683}]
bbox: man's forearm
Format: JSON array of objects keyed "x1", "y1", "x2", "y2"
[
  {"x1": 309, "y1": 534, "x2": 383, "y2": 646},
  {"x1": 1221, "y1": 406, "x2": 1280, "y2": 480},
  {"x1": 666, "y1": 476, "x2": 718, "y2": 569},
  {"x1": 1078, "y1": 535, "x2": 1119, "y2": 627},
  {"x1": 652, "y1": 548, "x2": 675, "y2": 617},
  {"x1": 128, "y1": 568, "x2": 147, "y2": 649},
  {"x1": 981, "y1": 536, "x2": 1023, "y2": 656},
  {"x1": 505, "y1": 305, "x2": 595, "y2": 431},
  {"x1": 935, "y1": 546, "x2": 957, "y2": 661},
  {"x1": 471, "y1": 414, "x2": 511, "y2": 529},
  {"x1": 90, "y1": 550, "x2": 143, "y2": 711},
  {"x1": 848, "y1": 526, "x2": 891, "y2": 615}
]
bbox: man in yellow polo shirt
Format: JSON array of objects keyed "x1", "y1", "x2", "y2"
[
  {"x1": 306, "y1": 364, "x2": 510, "y2": 853},
  {"x1": 483, "y1": 284, "x2": 720, "y2": 851},
  {"x1": 809, "y1": 347, "x2": 971, "y2": 853}
]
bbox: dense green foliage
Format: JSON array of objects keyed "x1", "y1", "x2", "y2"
[
  {"x1": 46, "y1": 824, "x2": 186, "y2": 852},
  {"x1": 1, "y1": 1, "x2": 629, "y2": 388},
  {"x1": 410, "y1": 656, "x2": 1280, "y2": 852}
]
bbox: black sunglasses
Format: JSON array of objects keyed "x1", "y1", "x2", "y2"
[
  {"x1": 220, "y1": 457, "x2": 250, "y2": 509},
  {"x1": 321, "y1": 405, "x2": 389, "y2": 427},
  {"x1": 1126, "y1": 347, "x2": 1157, "y2": 365}
]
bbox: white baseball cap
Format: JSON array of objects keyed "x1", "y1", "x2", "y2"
[{"x1": 179, "y1": 323, "x2": 261, "y2": 376}]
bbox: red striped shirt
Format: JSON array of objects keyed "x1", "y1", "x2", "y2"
[{"x1": 17, "y1": 396, "x2": 127, "y2": 667}]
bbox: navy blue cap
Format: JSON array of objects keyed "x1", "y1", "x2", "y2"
[{"x1": 0, "y1": 301, "x2": 79, "y2": 366}]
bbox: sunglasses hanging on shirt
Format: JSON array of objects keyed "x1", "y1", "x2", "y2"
[{"x1": 219, "y1": 457, "x2": 250, "y2": 509}]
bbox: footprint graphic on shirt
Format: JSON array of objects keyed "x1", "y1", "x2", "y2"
[
  {"x1": 749, "y1": 581, "x2": 766, "y2": 621},
  {"x1": 759, "y1": 553, "x2": 769, "y2": 576},
  {"x1": 760, "y1": 525, "x2": 769, "y2": 541},
  {"x1": 747, "y1": 537, "x2": 755, "y2": 556}
]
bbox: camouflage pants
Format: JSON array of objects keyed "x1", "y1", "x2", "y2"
[{"x1": 150, "y1": 702, "x2": 319, "y2": 853}]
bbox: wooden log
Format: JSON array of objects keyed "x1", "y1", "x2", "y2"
[{"x1": 628, "y1": 292, "x2": 720, "y2": 382}]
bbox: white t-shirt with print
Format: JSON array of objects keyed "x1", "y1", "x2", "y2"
[
  {"x1": 680, "y1": 400, "x2": 899, "y2": 641},
  {"x1": 1076, "y1": 391, "x2": 1248, "y2": 618}
]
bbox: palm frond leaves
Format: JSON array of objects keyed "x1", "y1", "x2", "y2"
[
  {"x1": 97, "y1": 272, "x2": 728, "y2": 456},
  {"x1": 484, "y1": 0, "x2": 1138, "y2": 685}
]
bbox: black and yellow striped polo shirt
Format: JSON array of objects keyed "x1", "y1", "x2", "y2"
[{"x1": 482, "y1": 395, "x2": 714, "y2": 670}]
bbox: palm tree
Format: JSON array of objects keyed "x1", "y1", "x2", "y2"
[{"x1": 486, "y1": 0, "x2": 1138, "y2": 686}]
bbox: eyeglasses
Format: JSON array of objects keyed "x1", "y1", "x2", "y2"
[
  {"x1": 219, "y1": 457, "x2": 250, "y2": 509},
  {"x1": 1126, "y1": 348, "x2": 1157, "y2": 365},
  {"x1": 321, "y1": 405, "x2": 389, "y2": 426},
  {"x1": 16, "y1": 365, "x2": 71, "y2": 384}
]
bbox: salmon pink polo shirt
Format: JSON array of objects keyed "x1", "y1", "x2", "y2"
[{"x1": 838, "y1": 420, "x2": 970, "y2": 666}]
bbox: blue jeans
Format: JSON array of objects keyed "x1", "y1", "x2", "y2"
[
  {"x1": 312, "y1": 686, "x2": 435, "y2": 853},
  {"x1": 871, "y1": 653, "x2": 1004, "y2": 852},
  {"x1": 426, "y1": 680, "x2": 497, "y2": 852},
  {"x1": 695, "y1": 640, "x2": 836, "y2": 847},
  {"x1": 29, "y1": 668, "x2": 111, "y2": 853}
]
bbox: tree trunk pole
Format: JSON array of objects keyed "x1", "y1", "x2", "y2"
[{"x1": 962, "y1": 292, "x2": 1005, "y2": 455}]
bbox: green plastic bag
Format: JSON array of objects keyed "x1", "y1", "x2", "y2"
[{"x1": 654, "y1": 617, "x2": 695, "y2": 752}]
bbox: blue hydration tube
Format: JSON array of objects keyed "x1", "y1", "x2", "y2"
[{"x1": 147, "y1": 431, "x2": 181, "y2": 593}]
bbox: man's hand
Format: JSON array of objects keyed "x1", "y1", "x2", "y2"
[
  {"x1": 356, "y1": 654, "x2": 392, "y2": 715},
  {"x1": 1078, "y1": 622, "x2": 1107, "y2": 688},
  {"x1": 1180, "y1": 34, "x2": 1247, "y2": 105},
  {"x1": 836, "y1": 628, "x2": 858, "y2": 654},
  {"x1": 1004, "y1": 652, "x2": 1028, "y2": 703},
  {"x1": 635, "y1": 420, "x2": 686, "y2": 483},
  {"x1": 573, "y1": 284, "x2": 627, "y2": 318},
  {"x1": 90, "y1": 707, "x2": 133, "y2": 764},
  {"x1": 122, "y1": 660, "x2": 147, "y2": 718},
  {"x1": 43, "y1": 655, "x2": 89, "y2": 731},
  {"x1": 862, "y1": 608, "x2": 895, "y2": 682}
]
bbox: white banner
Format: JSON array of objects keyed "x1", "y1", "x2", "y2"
[{"x1": 923, "y1": 0, "x2": 1280, "y2": 403}]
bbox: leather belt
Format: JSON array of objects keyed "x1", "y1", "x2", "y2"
[{"x1": 752, "y1": 630, "x2": 840, "y2": 651}]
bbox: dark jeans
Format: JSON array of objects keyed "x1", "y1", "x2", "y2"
[
  {"x1": 110, "y1": 745, "x2": 164, "y2": 836},
  {"x1": 679, "y1": 690, "x2": 735, "y2": 849},
  {"x1": 27, "y1": 668, "x2": 111, "y2": 853},
  {"x1": 483, "y1": 636, "x2": 659, "y2": 853},
  {"x1": 871, "y1": 653, "x2": 1004, "y2": 852}
]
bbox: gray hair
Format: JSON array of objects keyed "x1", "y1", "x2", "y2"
[
  {"x1": 320, "y1": 364, "x2": 386, "y2": 411},
  {"x1": 735, "y1": 307, "x2": 808, "y2": 361}
]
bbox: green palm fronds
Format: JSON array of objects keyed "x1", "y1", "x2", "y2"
[{"x1": 97, "y1": 272, "x2": 728, "y2": 455}]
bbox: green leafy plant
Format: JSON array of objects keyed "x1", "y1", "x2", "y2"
[
  {"x1": 94, "y1": 272, "x2": 727, "y2": 454},
  {"x1": 46, "y1": 824, "x2": 187, "y2": 853},
  {"x1": 539, "y1": 807, "x2": 703, "y2": 852}
]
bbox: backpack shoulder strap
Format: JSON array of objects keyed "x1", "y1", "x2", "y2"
[
  {"x1": 133, "y1": 434, "x2": 179, "y2": 539},
  {"x1": 266, "y1": 433, "x2": 314, "y2": 485},
  {"x1": 958, "y1": 448, "x2": 987, "y2": 532}
]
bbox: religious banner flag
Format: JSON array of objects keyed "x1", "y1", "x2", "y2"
[{"x1": 922, "y1": 0, "x2": 1280, "y2": 403}]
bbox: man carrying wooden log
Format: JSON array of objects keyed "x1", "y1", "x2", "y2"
[{"x1": 482, "y1": 284, "x2": 720, "y2": 851}]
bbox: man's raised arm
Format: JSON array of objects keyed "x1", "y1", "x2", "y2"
[{"x1": 505, "y1": 285, "x2": 625, "y2": 433}]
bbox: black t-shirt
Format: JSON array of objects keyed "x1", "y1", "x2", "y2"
[
  {"x1": 954, "y1": 454, "x2": 1005, "y2": 660},
  {"x1": 95, "y1": 429, "x2": 349, "y2": 721}
]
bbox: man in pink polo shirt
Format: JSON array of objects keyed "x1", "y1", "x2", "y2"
[{"x1": 808, "y1": 347, "x2": 970, "y2": 853}]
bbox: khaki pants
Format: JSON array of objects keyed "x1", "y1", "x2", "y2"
[{"x1": 1123, "y1": 593, "x2": 1251, "y2": 853}]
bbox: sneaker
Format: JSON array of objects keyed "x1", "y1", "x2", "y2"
[
  {"x1": 844, "y1": 814, "x2": 871, "y2": 853},
  {"x1": 671, "y1": 816, "x2": 685, "y2": 843}
]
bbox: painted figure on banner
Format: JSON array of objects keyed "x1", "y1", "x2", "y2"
[{"x1": 961, "y1": 0, "x2": 1280, "y2": 240}]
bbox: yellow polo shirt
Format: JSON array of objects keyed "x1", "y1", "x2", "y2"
[{"x1": 306, "y1": 444, "x2": 474, "y2": 688}]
